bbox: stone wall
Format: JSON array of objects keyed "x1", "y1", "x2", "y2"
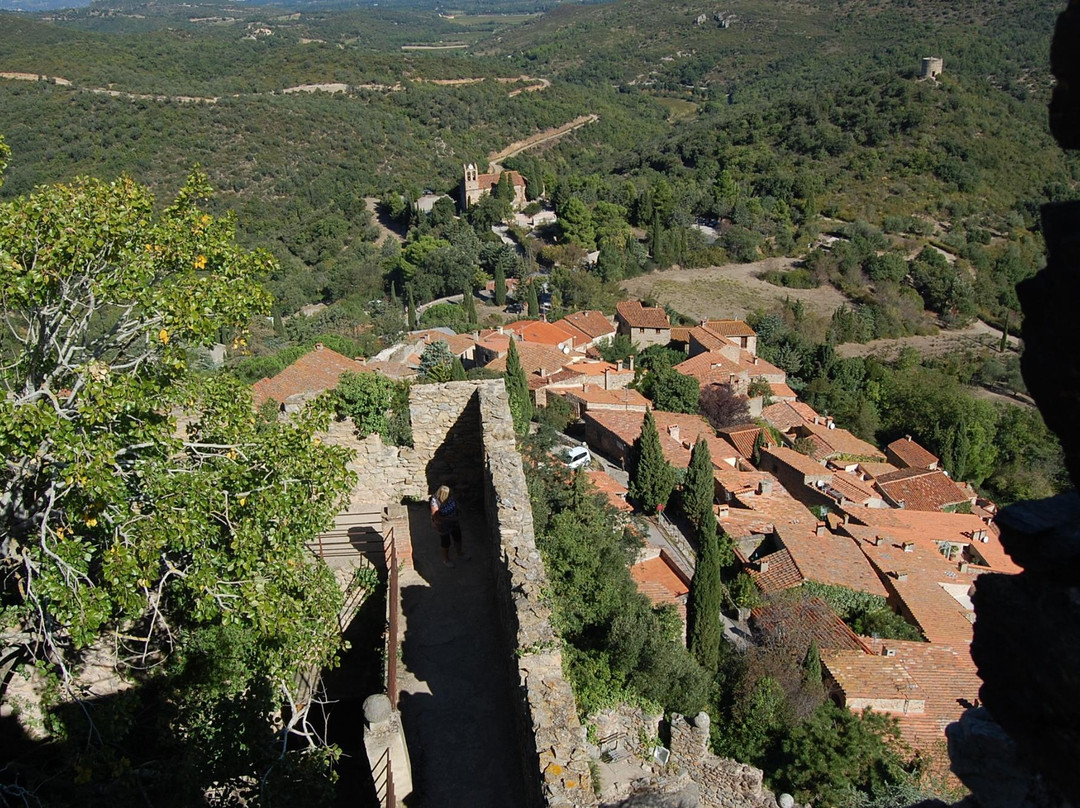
[
  {"x1": 668, "y1": 713, "x2": 789, "y2": 808},
  {"x1": 477, "y1": 381, "x2": 598, "y2": 807}
]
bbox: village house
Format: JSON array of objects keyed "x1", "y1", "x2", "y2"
[
  {"x1": 630, "y1": 546, "x2": 691, "y2": 625},
  {"x1": 614, "y1": 300, "x2": 671, "y2": 349},
  {"x1": 551, "y1": 386, "x2": 650, "y2": 417},
  {"x1": 874, "y1": 467, "x2": 972, "y2": 512},
  {"x1": 460, "y1": 164, "x2": 527, "y2": 210},
  {"x1": 531, "y1": 360, "x2": 635, "y2": 407},
  {"x1": 502, "y1": 319, "x2": 578, "y2": 353},
  {"x1": 582, "y1": 409, "x2": 738, "y2": 470},
  {"x1": 885, "y1": 435, "x2": 940, "y2": 470},
  {"x1": 552, "y1": 310, "x2": 617, "y2": 348},
  {"x1": 251, "y1": 343, "x2": 368, "y2": 410},
  {"x1": 687, "y1": 319, "x2": 758, "y2": 356}
]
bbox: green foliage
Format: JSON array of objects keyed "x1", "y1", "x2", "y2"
[
  {"x1": 504, "y1": 339, "x2": 533, "y2": 434},
  {"x1": 687, "y1": 516, "x2": 723, "y2": 672},
  {"x1": 681, "y1": 437, "x2": 715, "y2": 531},
  {"x1": 527, "y1": 283, "x2": 539, "y2": 317},
  {"x1": 774, "y1": 704, "x2": 915, "y2": 807},
  {"x1": 419, "y1": 340, "x2": 455, "y2": 382},
  {"x1": 450, "y1": 355, "x2": 467, "y2": 381},
  {"x1": 494, "y1": 261, "x2": 507, "y2": 306},
  {"x1": 800, "y1": 581, "x2": 923, "y2": 642},
  {"x1": 596, "y1": 334, "x2": 635, "y2": 364},
  {"x1": 526, "y1": 456, "x2": 709, "y2": 717},
  {"x1": 628, "y1": 410, "x2": 676, "y2": 514},
  {"x1": 333, "y1": 370, "x2": 411, "y2": 445},
  {"x1": 537, "y1": 393, "x2": 575, "y2": 432},
  {"x1": 643, "y1": 368, "x2": 700, "y2": 414}
]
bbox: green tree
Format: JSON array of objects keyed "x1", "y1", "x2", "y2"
[
  {"x1": 775, "y1": 704, "x2": 914, "y2": 806},
  {"x1": 0, "y1": 163, "x2": 354, "y2": 800},
  {"x1": 646, "y1": 368, "x2": 701, "y2": 414},
  {"x1": 332, "y1": 370, "x2": 398, "y2": 438},
  {"x1": 407, "y1": 287, "x2": 418, "y2": 331},
  {"x1": 462, "y1": 288, "x2": 477, "y2": 327},
  {"x1": 505, "y1": 339, "x2": 533, "y2": 434},
  {"x1": 687, "y1": 515, "x2": 723, "y2": 671},
  {"x1": 559, "y1": 197, "x2": 596, "y2": 249},
  {"x1": 681, "y1": 437, "x2": 715, "y2": 530},
  {"x1": 419, "y1": 340, "x2": 455, "y2": 382},
  {"x1": 494, "y1": 261, "x2": 507, "y2": 306},
  {"x1": 527, "y1": 283, "x2": 540, "y2": 317},
  {"x1": 629, "y1": 410, "x2": 676, "y2": 514},
  {"x1": 450, "y1": 355, "x2": 467, "y2": 381}
]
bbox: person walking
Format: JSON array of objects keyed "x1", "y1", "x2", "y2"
[{"x1": 430, "y1": 485, "x2": 469, "y2": 567}]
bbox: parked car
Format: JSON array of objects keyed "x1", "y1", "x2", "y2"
[
  {"x1": 505, "y1": 301, "x2": 524, "y2": 314},
  {"x1": 560, "y1": 445, "x2": 591, "y2": 470}
]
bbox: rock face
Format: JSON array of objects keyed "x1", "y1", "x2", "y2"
[{"x1": 957, "y1": 6, "x2": 1080, "y2": 807}]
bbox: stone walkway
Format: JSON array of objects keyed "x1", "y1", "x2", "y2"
[{"x1": 397, "y1": 504, "x2": 528, "y2": 807}]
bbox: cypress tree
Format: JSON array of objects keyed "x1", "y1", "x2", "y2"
[
  {"x1": 527, "y1": 284, "x2": 539, "y2": 317},
  {"x1": 389, "y1": 283, "x2": 399, "y2": 311},
  {"x1": 687, "y1": 514, "x2": 723, "y2": 672},
  {"x1": 751, "y1": 428, "x2": 768, "y2": 467},
  {"x1": 450, "y1": 356, "x2": 467, "y2": 381},
  {"x1": 649, "y1": 212, "x2": 663, "y2": 259},
  {"x1": 505, "y1": 340, "x2": 533, "y2": 434},
  {"x1": 802, "y1": 639, "x2": 823, "y2": 688},
  {"x1": 463, "y1": 288, "x2": 477, "y2": 327},
  {"x1": 682, "y1": 437, "x2": 715, "y2": 531},
  {"x1": 628, "y1": 410, "x2": 676, "y2": 514},
  {"x1": 407, "y1": 288, "x2": 417, "y2": 331},
  {"x1": 494, "y1": 262, "x2": 507, "y2": 307}
]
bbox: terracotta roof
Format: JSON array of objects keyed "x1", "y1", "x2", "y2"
[
  {"x1": 616, "y1": 300, "x2": 670, "y2": 329},
  {"x1": 736, "y1": 351, "x2": 786, "y2": 380},
  {"x1": 842, "y1": 508, "x2": 1017, "y2": 574},
  {"x1": 631, "y1": 552, "x2": 690, "y2": 621},
  {"x1": 845, "y1": 528, "x2": 980, "y2": 645},
  {"x1": 584, "y1": 410, "x2": 717, "y2": 469},
  {"x1": 252, "y1": 346, "x2": 368, "y2": 406},
  {"x1": 752, "y1": 596, "x2": 872, "y2": 653},
  {"x1": 744, "y1": 547, "x2": 803, "y2": 593},
  {"x1": 801, "y1": 421, "x2": 885, "y2": 461},
  {"x1": 760, "y1": 445, "x2": 831, "y2": 479},
  {"x1": 670, "y1": 326, "x2": 692, "y2": 344},
  {"x1": 504, "y1": 319, "x2": 577, "y2": 348},
  {"x1": 560, "y1": 386, "x2": 650, "y2": 408},
  {"x1": 713, "y1": 465, "x2": 771, "y2": 499},
  {"x1": 549, "y1": 319, "x2": 592, "y2": 348},
  {"x1": 476, "y1": 332, "x2": 511, "y2": 355},
  {"x1": 886, "y1": 436, "x2": 940, "y2": 469},
  {"x1": 717, "y1": 423, "x2": 768, "y2": 460},
  {"x1": 762, "y1": 401, "x2": 819, "y2": 432},
  {"x1": 823, "y1": 649, "x2": 926, "y2": 704},
  {"x1": 486, "y1": 341, "x2": 570, "y2": 376},
  {"x1": 585, "y1": 469, "x2": 633, "y2": 512},
  {"x1": 675, "y1": 351, "x2": 747, "y2": 386},
  {"x1": 862, "y1": 639, "x2": 982, "y2": 754},
  {"x1": 718, "y1": 474, "x2": 819, "y2": 537},
  {"x1": 774, "y1": 523, "x2": 890, "y2": 597},
  {"x1": 474, "y1": 169, "x2": 526, "y2": 192},
  {"x1": 857, "y1": 461, "x2": 901, "y2": 480},
  {"x1": 769, "y1": 382, "x2": 798, "y2": 400},
  {"x1": 557, "y1": 310, "x2": 615, "y2": 340},
  {"x1": 702, "y1": 319, "x2": 757, "y2": 337},
  {"x1": 875, "y1": 468, "x2": 969, "y2": 512},
  {"x1": 827, "y1": 471, "x2": 880, "y2": 505},
  {"x1": 566, "y1": 360, "x2": 633, "y2": 378},
  {"x1": 688, "y1": 326, "x2": 732, "y2": 352}
]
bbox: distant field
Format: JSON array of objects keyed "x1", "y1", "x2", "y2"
[
  {"x1": 443, "y1": 13, "x2": 540, "y2": 25},
  {"x1": 401, "y1": 43, "x2": 470, "y2": 50},
  {"x1": 651, "y1": 96, "x2": 698, "y2": 120}
]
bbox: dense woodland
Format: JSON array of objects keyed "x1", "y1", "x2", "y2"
[{"x1": 0, "y1": 0, "x2": 1074, "y2": 804}]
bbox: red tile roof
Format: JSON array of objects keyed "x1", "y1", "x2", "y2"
[
  {"x1": 688, "y1": 326, "x2": 732, "y2": 352},
  {"x1": 486, "y1": 341, "x2": 570, "y2": 376},
  {"x1": 762, "y1": 401, "x2": 819, "y2": 432},
  {"x1": 474, "y1": 169, "x2": 526, "y2": 192},
  {"x1": 769, "y1": 382, "x2": 798, "y2": 400},
  {"x1": 761, "y1": 445, "x2": 832, "y2": 478},
  {"x1": 631, "y1": 552, "x2": 690, "y2": 621},
  {"x1": 557, "y1": 310, "x2": 615, "y2": 340},
  {"x1": 252, "y1": 346, "x2": 368, "y2": 406},
  {"x1": 703, "y1": 319, "x2": 757, "y2": 337},
  {"x1": 774, "y1": 523, "x2": 890, "y2": 597},
  {"x1": 669, "y1": 326, "x2": 692, "y2": 344},
  {"x1": 504, "y1": 319, "x2": 577, "y2": 348},
  {"x1": 616, "y1": 300, "x2": 670, "y2": 329},
  {"x1": 560, "y1": 386, "x2": 650, "y2": 409},
  {"x1": 744, "y1": 547, "x2": 803, "y2": 593},
  {"x1": 585, "y1": 469, "x2": 633, "y2": 512},
  {"x1": 584, "y1": 410, "x2": 717, "y2": 469},
  {"x1": 875, "y1": 468, "x2": 970, "y2": 512},
  {"x1": 828, "y1": 471, "x2": 880, "y2": 505},
  {"x1": 801, "y1": 421, "x2": 885, "y2": 461},
  {"x1": 886, "y1": 436, "x2": 940, "y2": 469},
  {"x1": 717, "y1": 423, "x2": 769, "y2": 460},
  {"x1": 675, "y1": 351, "x2": 747, "y2": 386},
  {"x1": 752, "y1": 596, "x2": 872, "y2": 653}
]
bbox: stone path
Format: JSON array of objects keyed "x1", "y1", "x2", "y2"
[{"x1": 397, "y1": 505, "x2": 528, "y2": 807}]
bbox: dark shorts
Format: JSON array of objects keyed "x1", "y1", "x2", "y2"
[{"x1": 436, "y1": 521, "x2": 462, "y2": 548}]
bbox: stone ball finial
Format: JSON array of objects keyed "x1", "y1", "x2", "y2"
[
  {"x1": 779, "y1": 794, "x2": 795, "y2": 808},
  {"x1": 363, "y1": 693, "x2": 392, "y2": 725},
  {"x1": 692, "y1": 711, "x2": 710, "y2": 730}
]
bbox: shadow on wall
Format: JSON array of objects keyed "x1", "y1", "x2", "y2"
[{"x1": 424, "y1": 391, "x2": 485, "y2": 510}]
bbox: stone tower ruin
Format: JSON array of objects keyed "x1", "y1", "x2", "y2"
[{"x1": 921, "y1": 56, "x2": 944, "y2": 79}]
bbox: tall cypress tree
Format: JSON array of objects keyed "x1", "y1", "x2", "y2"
[
  {"x1": 505, "y1": 339, "x2": 532, "y2": 435},
  {"x1": 450, "y1": 356, "x2": 467, "y2": 381},
  {"x1": 407, "y1": 288, "x2": 417, "y2": 331},
  {"x1": 463, "y1": 288, "x2": 477, "y2": 327},
  {"x1": 649, "y1": 212, "x2": 663, "y2": 259},
  {"x1": 629, "y1": 410, "x2": 676, "y2": 514},
  {"x1": 527, "y1": 283, "x2": 539, "y2": 317},
  {"x1": 494, "y1": 262, "x2": 507, "y2": 307},
  {"x1": 682, "y1": 437, "x2": 714, "y2": 531},
  {"x1": 687, "y1": 514, "x2": 723, "y2": 672}
]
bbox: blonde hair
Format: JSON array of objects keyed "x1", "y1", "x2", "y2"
[{"x1": 435, "y1": 485, "x2": 451, "y2": 503}]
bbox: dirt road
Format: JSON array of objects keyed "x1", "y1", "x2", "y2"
[{"x1": 487, "y1": 113, "x2": 598, "y2": 172}]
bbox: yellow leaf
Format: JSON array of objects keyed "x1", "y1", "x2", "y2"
[
  {"x1": 158, "y1": 328, "x2": 169, "y2": 344},
  {"x1": 194, "y1": 254, "x2": 207, "y2": 270},
  {"x1": 85, "y1": 517, "x2": 98, "y2": 528}
]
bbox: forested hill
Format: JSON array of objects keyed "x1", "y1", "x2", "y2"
[{"x1": 0, "y1": 0, "x2": 1072, "y2": 319}]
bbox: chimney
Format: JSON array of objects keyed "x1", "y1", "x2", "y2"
[
  {"x1": 729, "y1": 373, "x2": 736, "y2": 385},
  {"x1": 842, "y1": 513, "x2": 850, "y2": 525},
  {"x1": 497, "y1": 326, "x2": 504, "y2": 335},
  {"x1": 758, "y1": 478, "x2": 773, "y2": 495},
  {"x1": 758, "y1": 560, "x2": 770, "y2": 574},
  {"x1": 616, "y1": 360, "x2": 624, "y2": 372},
  {"x1": 905, "y1": 435, "x2": 913, "y2": 442},
  {"x1": 752, "y1": 357, "x2": 759, "y2": 365},
  {"x1": 893, "y1": 571, "x2": 909, "y2": 581},
  {"x1": 314, "y1": 342, "x2": 324, "y2": 350},
  {"x1": 902, "y1": 541, "x2": 915, "y2": 553},
  {"x1": 874, "y1": 536, "x2": 886, "y2": 547},
  {"x1": 958, "y1": 561, "x2": 970, "y2": 573},
  {"x1": 667, "y1": 424, "x2": 680, "y2": 443},
  {"x1": 882, "y1": 646, "x2": 897, "y2": 657},
  {"x1": 815, "y1": 522, "x2": 826, "y2": 537},
  {"x1": 973, "y1": 529, "x2": 987, "y2": 542},
  {"x1": 716, "y1": 504, "x2": 730, "y2": 518},
  {"x1": 628, "y1": 355, "x2": 635, "y2": 372}
]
